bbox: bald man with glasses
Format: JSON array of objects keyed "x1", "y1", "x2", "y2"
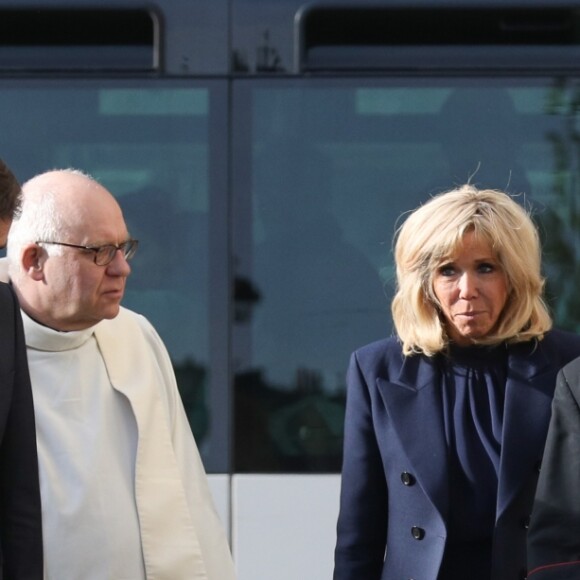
[{"x1": 1, "y1": 169, "x2": 235, "y2": 580}]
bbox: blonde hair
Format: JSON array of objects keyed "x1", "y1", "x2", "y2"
[{"x1": 391, "y1": 184, "x2": 552, "y2": 356}]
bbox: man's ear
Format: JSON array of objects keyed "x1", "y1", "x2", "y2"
[{"x1": 21, "y1": 244, "x2": 45, "y2": 280}]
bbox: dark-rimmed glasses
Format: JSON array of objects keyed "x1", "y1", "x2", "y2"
[{"x1": 36, "y1": 239, "x2": 139, "y2": 266}]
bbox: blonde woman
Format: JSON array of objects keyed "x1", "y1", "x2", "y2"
[{"x1": 334, "y1": 185, "x2": 580, "y2": 580}]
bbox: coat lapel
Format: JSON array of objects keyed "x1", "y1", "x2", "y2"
[
  {"x1": 377, "y1": 354, "x2": 450, "y2": 522},
  {"x1": 376, "y1": 340, "x2": 556, "y2": 526},
  {"x1": 497, "y1": 341, "x2": 556, "y2": 518}
]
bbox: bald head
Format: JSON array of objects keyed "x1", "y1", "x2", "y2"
[
  {"x1": 7, "y1": 168, "x2": 134, "y2": 331},
  {"x1": 8, "y1": 169, "x2": 125, "y2": 269},
  {"x1": 21, "y1": 169, "x2": 121, "y2": 231}
]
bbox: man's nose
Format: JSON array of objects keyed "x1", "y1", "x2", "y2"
[{"x1": 106, "y1": 248, "x2": 132, "y2": 276}]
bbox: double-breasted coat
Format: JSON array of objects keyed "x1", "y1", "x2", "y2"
[{"x1": 334, "y1": 329, "x2": 580, "y2": 580}]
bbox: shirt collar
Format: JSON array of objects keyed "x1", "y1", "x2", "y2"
[{"x1": 21, "y1": 308, "x2": 96, "y2": 352}]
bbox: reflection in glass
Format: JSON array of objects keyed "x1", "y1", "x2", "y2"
[
  {"x1": 234, "y1": 79, "x2": 580, "y2": 472},
  {"x1": 0, "y1": 83, "x2": 213, "y2": 457}
]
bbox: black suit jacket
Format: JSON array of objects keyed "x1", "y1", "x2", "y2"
[
  {"x1": 334, "y1": 329, "x2": 580, "y2": 580},
  {"x1": 0, "y1": 283, "x2": 42, "y2": 579},
  {"x1": 528, "y1": 356, "x2": 580, "y2": 579}
]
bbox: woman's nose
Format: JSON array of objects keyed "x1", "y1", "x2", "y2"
[{"x1": 458, "y1": 272, "x2": 478, "y2": 298}]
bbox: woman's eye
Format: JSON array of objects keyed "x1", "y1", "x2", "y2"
[
  {"x1": 478, "y1": 262, "x2": 496, "y2": 274},
  {"x1": 438, "y1": 265, "x2": 456, "y2": 276}
]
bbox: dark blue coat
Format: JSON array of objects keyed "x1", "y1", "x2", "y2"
[
  {"x1": 334, "y1": 329, "x2": 580, "y2": 580},
  {"x1": 0, "y1": 283, "x2": 42, "y2": 579}
]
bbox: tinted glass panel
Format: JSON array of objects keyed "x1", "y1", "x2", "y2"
[
  {"x1": 0, "y1": 80, "x2": 224, "y2": 466},
  {"x1": 233, "y1": 77, "x2": 580, "y2": 472}
]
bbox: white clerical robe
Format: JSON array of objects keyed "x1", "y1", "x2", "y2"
[{"x1": 21, "y1": 306, "x2": 236, "y2": 580}]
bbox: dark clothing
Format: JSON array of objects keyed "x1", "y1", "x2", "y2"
[
  {"x1": 334, "y1": 330, "x2": 580, "y2": 580},
  {"x1": 439, "y1": 345, "x2": 508, "y2": 579},
  {"x1": 0, "y1": 283, "x2": 42, "y2": 579},
  {"x1": 528, "y1": 356, "x2": 580, "y2": 579}
]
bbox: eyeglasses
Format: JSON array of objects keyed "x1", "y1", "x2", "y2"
[{"x1": 36, "y1": 239, "x2": 139, "y2": 266}]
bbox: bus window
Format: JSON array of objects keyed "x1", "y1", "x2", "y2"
[
  {"x1": 0, "y1": 81, "x2": 228, "y2": 468},
  {"x1": 233, "y1": 77, "x2": 580, "y2": 472}
]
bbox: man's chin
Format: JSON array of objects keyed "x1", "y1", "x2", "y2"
[{"x1": 102, "y1": 304, "x2": 122, "y2": 320}]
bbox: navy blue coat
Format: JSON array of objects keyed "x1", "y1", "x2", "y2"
[
  {"x1": 0, "y1": 283, "x2": 42, "y2": 579},
  {"x1": 334, "y1": 329, "x2": 580, "y2": 580}
]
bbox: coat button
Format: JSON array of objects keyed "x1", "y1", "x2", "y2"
[
  {"x1": 401, "y1": 471, "x2": 416, "y2": 486},
  {"x1": 411, "y1": 526, "x2": 425, "y2": 540},
  {"x1": 521, "y1": 515, "x2": 530, "y2": 529}
]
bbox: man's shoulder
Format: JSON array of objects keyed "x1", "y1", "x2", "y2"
[
  {"x1": 116, "y1": 305, "x2": 145, "y2": 323},
  {"x1": 546, "y1": 328, "x2": 580, "y2": 386},
  {"x1": 560, "y1": 354, "x2": 580, "y2": 383},
  {"x1": 95, "y1": 307, "x2": 171, "y2": 373},
  {"x1": 113, "y1": 306, "x2": 151, "y2": 327},
  {"x1": 99, "y1": 306, "x2": 157, "y2": 341}
]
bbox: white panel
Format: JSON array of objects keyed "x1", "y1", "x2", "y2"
[
  {"x1": 232, "y1": 474, "x2": 341, "y2": 580},
  {"x1": 207, "y1": 473, "x2": 231, "y2": 541}
]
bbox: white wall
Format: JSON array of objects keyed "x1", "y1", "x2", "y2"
[
  {"x1": 207, "y1": 474, "x2": 341, "y2": 579},
  {"x1": 207, "y1": 474, "x2": 231, "y2": 537},
  {"x1": 231, "y1": 474, "x2": 341, "y2": 580}
]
